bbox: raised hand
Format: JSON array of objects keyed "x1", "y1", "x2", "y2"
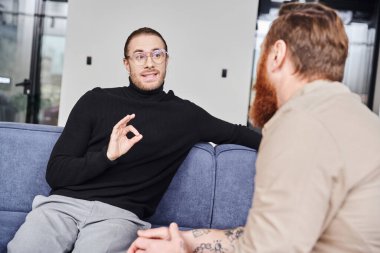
[{"x1": 106, "y1": 114, "x2": 143, "y2": 161}]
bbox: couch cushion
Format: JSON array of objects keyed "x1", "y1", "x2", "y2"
[
  {"x1": 0, "y1": 122, "x2": 62, "y2": 251},
  {"x1": 0, "y1": 122, "x2": 62, "y2": 212},
  {"x1": 148, "y1": 143, "x2": 215, "y2": 229},
  {"x1": 212, "y1": 144, "x2": 257, "y2": 229}
]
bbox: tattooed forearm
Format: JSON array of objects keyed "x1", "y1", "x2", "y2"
[
  {"x1": 193, "y1": 240, "x2": 228, "y2": 253},
  {"x1": 193, "y1": 243, "x2": 212, "y2": 253},
  {"x1": 224, "y1": 227, "x2": 244, "y2": 242},
  {"x1": 192, "y1": 229, "x2": 211, "y2": 238},
  {"x1": 184, "y1": 228, "x2": 242, "y2": 253}
]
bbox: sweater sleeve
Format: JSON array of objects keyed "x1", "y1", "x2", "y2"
[
  {"x1": 46, "y1": 90, "x2": 115, "y2": 189},
  {"x1": 195, "y1": 104, "x2": 261, "y2": 150}
]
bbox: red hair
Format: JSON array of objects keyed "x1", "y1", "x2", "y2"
[{"x1": 265, "y1": 3, "x2": 349, "y2": 81}]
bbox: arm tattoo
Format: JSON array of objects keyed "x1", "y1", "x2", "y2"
[
  {"x1": 224, "y1": 227, "x2": 244, "y2": 242},
  {"x1": 191, "y1": 228, "x2": 243, "y2": 252},
  {"x1": 193, "y1": 240, "x2": 228, "y2": 253},
  {"x1": 192, "y1": 229, "x2": 211, "y2": 238},
  {"x1": 193, "y1": 243, "x2": 212, "y2": 253}
]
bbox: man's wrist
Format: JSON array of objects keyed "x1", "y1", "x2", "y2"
[
  {"x1": 106, "y1": 151, "x2": 117, "y2": 161},
  {"x1": 180, "y1": 230, "x2": 195, "y2": 251},
  {"x1": 103, "y1": 147, "x2": 118, "y2": 165}
]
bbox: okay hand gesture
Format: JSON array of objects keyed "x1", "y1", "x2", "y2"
[{"x1": 106, "y1": 114, "x2": 142, "y2": 161}]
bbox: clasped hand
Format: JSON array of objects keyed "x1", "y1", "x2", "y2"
[{"x1": 127, "y1": 223, "x2": 187, "y2": 253}]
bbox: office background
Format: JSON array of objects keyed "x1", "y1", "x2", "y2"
[{"x1": 0, "y1": 0, "x2": 379, "y2": 126}]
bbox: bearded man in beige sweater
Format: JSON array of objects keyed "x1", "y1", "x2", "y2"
[{"x1": 127, "y1": 2, "x2": 380, "y2": 253}]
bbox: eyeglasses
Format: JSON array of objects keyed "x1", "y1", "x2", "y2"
[{"x1": 127, "y1": 49, "x2": 168, "y2": 66}]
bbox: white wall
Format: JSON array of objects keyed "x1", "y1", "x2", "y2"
[
  {"x1": 58, "y1": 0, "x2": 259, "y2": 126},
  {"x1": 373, "y1": 49, "x2": 380, "y2": 116}
]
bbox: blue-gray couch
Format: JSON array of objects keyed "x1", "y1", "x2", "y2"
[{"x1": 0, "y1": 122, "x2": 257, "y2": 252}]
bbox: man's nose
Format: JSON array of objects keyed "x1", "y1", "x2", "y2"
[{"x1": 145, "y1": 55, "x2": 154, "y2": 68}]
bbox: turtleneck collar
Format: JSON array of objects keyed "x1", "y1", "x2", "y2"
[{"x1": 124, "y1": 77, "x2": 166, "y2": 100}]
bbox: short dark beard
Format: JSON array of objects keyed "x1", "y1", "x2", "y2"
[{"x1": 129, "y1": 77, "x2": 164, "y2": 94}]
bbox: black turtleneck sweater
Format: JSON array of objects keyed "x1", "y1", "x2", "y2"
[{"x1": 46, "y1": 83, "x2": 262, "y2": 218}]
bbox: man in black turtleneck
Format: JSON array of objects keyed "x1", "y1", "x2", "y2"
[{"x1": 8, "y1": 27, "x2": 261, "y2": 253}]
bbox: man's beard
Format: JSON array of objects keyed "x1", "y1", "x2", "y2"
[
  {"x1": 250, "y1": 52, "x2": 278, "y2": 128},
  {"x1": 130, "y1": 69, "x2": 166, "y2": 91}
]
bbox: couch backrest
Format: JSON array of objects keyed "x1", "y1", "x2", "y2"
[
  {"x1": 148, "y1": 143, "x2": 257, "y2": 230},
  {"x1": 213, "y1": 144, "x2": 257, "y2": 229},
  {"x1": 148, "y1": 143, "x2": 216, "y2": 229},
  {"x1": 0, "y1": 122, "x2": 257, "y2": 251},
  {"x1": 0, "y1": 122, "x2": 63, "y2": 212}
]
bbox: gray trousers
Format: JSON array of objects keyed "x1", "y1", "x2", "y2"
[{"x1": 7, "y1": 195, "x2": 151, "y2": 253}]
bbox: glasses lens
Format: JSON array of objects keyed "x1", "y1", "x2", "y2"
[
  {"x1": 132, "y1": 53, "x2": 147, "y2": 65},
  {"x1": 151, "y1": 50, "x2": 166, "y2": 64}
]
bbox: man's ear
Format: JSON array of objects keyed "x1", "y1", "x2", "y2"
[
  {"x1": 123, "y1": 58, "x2": 130, "y2": 74},
  {"x1": 269, "y1": 40, "x2": 287, "y2": 72}
]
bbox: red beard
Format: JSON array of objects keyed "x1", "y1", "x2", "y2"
[{"x1": 250, "y1": 52, "x2": 278, "y2": 128}]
